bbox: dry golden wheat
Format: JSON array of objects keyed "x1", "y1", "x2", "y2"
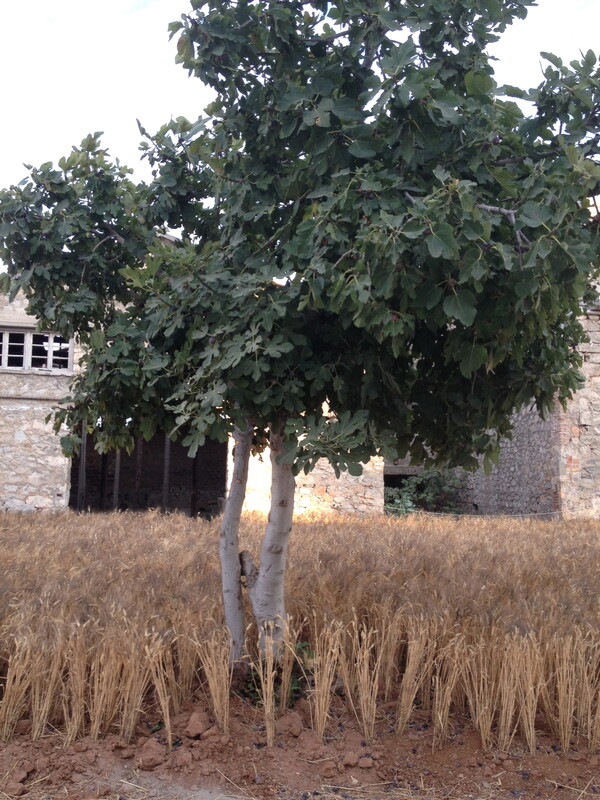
[
  {"x1": 1, "y1": 510, "x2": 600, "y2": 750},
  {"x1": 195, "y1": 627, "x2": 232, "y2": 734},
  {"x1": 252, "y1": 624, "x2": 278, "y2": 746},
  {"x1": 309, "y1": 618, "x2": 342, "y2": 740}
]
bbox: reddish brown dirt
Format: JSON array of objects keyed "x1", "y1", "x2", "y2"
[{"x1": 2, "y1": 696, "x2": 599, "y2": 800}]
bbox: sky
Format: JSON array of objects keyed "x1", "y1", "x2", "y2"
[{"x1": 0, "y1": 0, "x2": 598, "y2": 191}]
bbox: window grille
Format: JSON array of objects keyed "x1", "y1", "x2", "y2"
[{"x1": 0, "y1": 330, "x2": 72, "y2": 371}]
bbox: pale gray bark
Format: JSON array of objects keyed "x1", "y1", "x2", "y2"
[
  {"x1": 220, "y1": 424, "x2": 253, "y2": 663},
  {"x1": 248, "y1": 429, "x2": 296, "y2": 655}
]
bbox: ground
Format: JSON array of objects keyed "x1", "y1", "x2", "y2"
[{"x1": 2, "y1": 695, "x2": 599, "y2": 800}]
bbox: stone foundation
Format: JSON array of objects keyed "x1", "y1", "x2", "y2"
[{"x1": 0, "y1": 372, "x2": 71, "y2": 511}]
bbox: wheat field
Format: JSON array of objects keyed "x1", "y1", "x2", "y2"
[{"x1": 1, "y1": 510, "x2": 600, "y2": 752}]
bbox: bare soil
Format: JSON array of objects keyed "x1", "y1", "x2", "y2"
[{"x1": 2, "y1": 695, "x2": 599, "y2": 800}]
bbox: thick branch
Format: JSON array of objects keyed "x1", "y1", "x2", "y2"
[
  {"x1": 476, "y1": 203, "x2": 532, "y2": 250},
  {"x1": 475, "y1": 204, "x2": 517, "y2": 224},
  {"x1": 248, "y1": 429, "x2": 296, "y2": 657},
  {"x1": 220, "y1": 423, "x2": 253, "y2": 663}
]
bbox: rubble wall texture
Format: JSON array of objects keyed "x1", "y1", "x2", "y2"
[
  {"x1": 0, "y1": 372, "x2": 71, "y2": 511},
  {"x1": 558, "y1": 313, "x2": 600, "y2": 518},
  {"x1": 465, "y1": 407, "x2": 561, "y2": 516},
  {"x1": 240, "y1": 446, "x2": 384, "y2": 515},
  {"x1": 0, "y1": 292, "x2": 35, "y2": 321}
]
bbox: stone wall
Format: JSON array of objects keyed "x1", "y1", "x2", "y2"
[
  {"x1": 240, "y1": 446, "x2": 384, "y2": 515},
  {"x1": 466, "y1": 313, "x2": 600, "y2": 518},
  {"x1": 465, "y1": 407, "x2": 561, "y2": 516},
  {"x1": 295, "y1": 457, "x2": 384, "y2": 514},
  {"x1": 0, "y1": 292, "x2": 36, "y2": 323},
  {"x1": 557, "y1": 312, "x2": 600, "y2": 517},
  {"x1": 0, "y1": 372, "x2": 71, "y2": 511}
]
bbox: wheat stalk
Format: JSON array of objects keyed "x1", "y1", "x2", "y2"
[{"x1": 196, "y1": 628, "x2": 232, "y2": 734}]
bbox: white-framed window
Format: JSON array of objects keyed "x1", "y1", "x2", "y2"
[{"x1": 0, "y1": 329, "x2": 73, "y2": 371}]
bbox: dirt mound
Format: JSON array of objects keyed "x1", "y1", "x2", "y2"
[{"x1": 2, "y1": 696, "x2": 599, "y2": 800}]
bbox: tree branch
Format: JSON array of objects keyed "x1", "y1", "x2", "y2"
[
  {"x1": 101, "y1": 223, "x2": 126, "y2": 245},
  {"x1": 92, "y1": 235, "x2": 112, "y2": 253},
  {"x1": 476, "y1": 204, "x2": 517, "y2": 224}
]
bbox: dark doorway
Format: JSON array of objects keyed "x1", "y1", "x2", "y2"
[
  {"x1": 383, "y1": 461, "x2": 423, "y2": 491},
  {"x1": 384, "y1": 472, "x2": 414, "y2": 490},
  {"x1": 69, "y1": 432, "x2": 228, "y2": 516}
]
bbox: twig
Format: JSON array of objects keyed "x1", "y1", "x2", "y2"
[
  {"x1": 330, "y1": 248, "x2": 357, "y2": 271},
  {"x1": 119, "y1": 778, "x2": 151, "y2": 792},
  {"x1": 546, "y1": 777, "x2": 598, "y2": 797},
  {"x1": 215, "y1": 767, "x2": 259, "y2": 800},
  {"x1": 324, "y1": 782, "x2": 398, "y2": 789},
  {"x1": 23, "y1": 773, "x2": 51, "y2": 788},
  {"x1": 490, "y1": 149, "x2": 561, "y2": 165},
  {"x1": 577, "y1": 777, "x2": 597, "y2": 799},
  {"x1": 91, "y1": 235, "x2": 112, "y2": 253}
]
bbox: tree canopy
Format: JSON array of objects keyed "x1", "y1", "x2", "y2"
[{"x1": 1, "y1": 0, "x2": 598, "y2": 475}]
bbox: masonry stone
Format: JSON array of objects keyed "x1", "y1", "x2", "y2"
[
  {"x1": 0, "y1": 294, "x2": 72, "y2": 512},
  {"x1": 0, "y1": 373, "x2": 72, "y2": 512},
  {"x1": 465, "y1": 312, "x2": 600, "y2": 518},
  {"x1": 232, "y1": 440, "x2": 384, "y2": 516}
]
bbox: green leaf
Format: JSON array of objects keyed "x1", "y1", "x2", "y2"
[
  {"x1": 443, "y1": 291, "x2": 477, "y2": 326},
  {"x1": 331, "y1": 98, "x2": 364, "y2": 122},
  {"x1": 402, "y1": 219, "x2": 427, "y2": 239},
  {"x1": 346, "y1": 461, "x2": 363, "y2": 476},
  {"x1": 433, "y1": 166, "x2": 450, "y2": 184},
  {"x1": 348, "y1": 139, "x2": 377, "y2": 158},
  {"x1": 459, "y1": 345, "x2": 487, "y2": 378},
  {"x1": 279, "y1": 117, "x2": 298, "y2": 139},
  {"x1": 306, "y1": 186, "x2": 333, "y2": 199},
  {"x1": 464, "y1": 71, "x2": 494, "y2": 97},
  {"x1": 540, "y1": 52, "x2": 564, "y2": 69},
  {"x1": 500, "y1": 85, "x2": 526, "y2": 99},
  {"x1": 518, "y1": 202, "x2": 552, "y2": 228},
  {"x1": 488, "y1": 167, "x2": 519, "y2": 196},
  {"x1": 483, "y1": 446, "x2": 500, "y2": 476},
  {"x1": 302, "y1": 109, "x2": 319, "y2": 127},
  {"x1": 415, "y1": 284, "x2": 444, "y2": 310},
  {"x1": 494, "y1": 243, "x2": 515, "y2": 271},
  {"x1": 380, "y1": 39, "x2": 416, "y2": 74},
  {"x1": 426, "y1": 223, "x2": 459, "y2": 259}
]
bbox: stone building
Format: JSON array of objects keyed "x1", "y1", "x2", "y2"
[
  {"x1": 465, "y1": 310, "x2": 600, "y2": 518},
  {"x1": 0, "y1": 293, "x2": 229, "y2": 514},
  {"x1": 0, "y1": 291, "x2": 598, "y2": 517},
  {"x1": 0, "y1": 293, "x2": 73, "y2": 511}
]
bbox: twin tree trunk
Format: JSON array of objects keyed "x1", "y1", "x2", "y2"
[{"x1": 219, "y1": 425, "x2": 296, "y2": 662}]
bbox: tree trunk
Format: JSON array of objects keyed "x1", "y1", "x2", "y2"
[
  {"x1": 248, "y1": 429, "x2": 296, "y2": 655},
  {"x1": 220, "y1": 424, "x2": 253, "y2": 663}
]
